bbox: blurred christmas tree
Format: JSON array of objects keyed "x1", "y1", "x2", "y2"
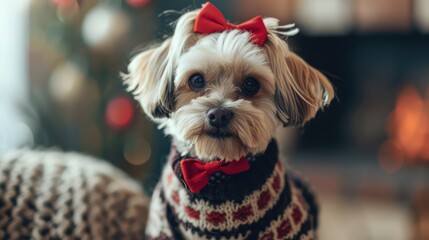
[
  {"x1": 28, "y1": 0, "x2": 231, "y2": 187},
  {"x1": 28, "y1": 0, "x2": 166, "y2": 182}
]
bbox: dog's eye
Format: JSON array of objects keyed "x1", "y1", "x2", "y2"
[
  {"x1": 241, "y1": 78, "x2": 260, "y2": 97},
  {"x1": 188, "y1": 74, "x2": 206, "y2": 91}
]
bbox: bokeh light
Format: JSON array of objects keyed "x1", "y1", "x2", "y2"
[
  {"x1": 105, "y1": 95, "x2": 135, "y2": 131},
  {"x1": 49, "y1": 62, "x2": 86, "y2": 104},
  {"x1": 127, "y1": 0, "x2": 151, "y2": 8},
  {"x1": 81, "y1": 4, "x2": 130, "y2": 52},
  {"x1": 124, "y1": 136, "x2": 151, "y2": 166}
]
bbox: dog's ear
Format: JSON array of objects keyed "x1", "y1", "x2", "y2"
[
  {"x1": 123, "y1": 39, "x2": 174, "y2": 119},
  {"x1": 122, "y1": 10, "x2": 199, "y2": 120},
  {"x1": 264, "y1": 35, "x2": 334, "y2": 127}
]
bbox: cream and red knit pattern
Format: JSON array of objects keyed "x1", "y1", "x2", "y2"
[
  {"x1": 0, "y1": 150, "x2": 149, "y2": 240},
  {"x1": 146, "y1": 141, "x2": 318, "y2": 240},
  {"x1": 162, "y1": 162, "x2": 287, "y2": 231}
]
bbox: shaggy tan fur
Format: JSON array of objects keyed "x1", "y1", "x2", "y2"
[{"x1": 122, "y1": 9, "x2": 334, "y2": 162}]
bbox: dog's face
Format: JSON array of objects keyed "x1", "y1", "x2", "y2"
[{"x1": 123, "y1": 9, "x2": 334, "y2": 161}]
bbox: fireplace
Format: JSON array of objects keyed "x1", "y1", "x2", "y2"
[{"x1": 379, "y1": 85, "x2": 429, "y2": 173}]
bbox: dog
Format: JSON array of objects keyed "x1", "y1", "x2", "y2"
[{"x1": 122, "y1": 2, "x2": 334, "y2": 239}]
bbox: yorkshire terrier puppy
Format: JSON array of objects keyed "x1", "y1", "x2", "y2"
[{"x1": 123, "y1": 2, "x2": 334, "y2": 239}]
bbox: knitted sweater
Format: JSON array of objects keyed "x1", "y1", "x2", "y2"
[
  {"x1": 0, "y1": 150, "x2": 148, "y2": 240},
  {"x1": 146, "y1": 140, "x2": 318, "y2": 240}
]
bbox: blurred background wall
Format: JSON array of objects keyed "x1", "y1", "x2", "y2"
[
  {"x1": 0, "y1": 1, "x2": 32, "y2": 153},
  {"x1": 1, "y1": 0, "x2": 429, "y2": 239}
]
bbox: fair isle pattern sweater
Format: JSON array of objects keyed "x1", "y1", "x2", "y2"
[{"x1": 146, "y1": 140, "x2": 318, "y2": 240}]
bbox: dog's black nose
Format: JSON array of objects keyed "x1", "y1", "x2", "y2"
[{"x1": 207, "y1": 108, "x2": 233, "y2": 128}]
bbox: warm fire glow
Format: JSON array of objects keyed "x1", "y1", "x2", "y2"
[{"x1": 379, "y1": 85, "x2": 429, "y2": 172}]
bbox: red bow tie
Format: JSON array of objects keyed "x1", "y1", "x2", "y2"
[
  {"x1": 194, "y1": 2, "x2": 268, "y2": 46},
  {"x1": 180, "y1": 157, "x2": 251, "y2": 193}
]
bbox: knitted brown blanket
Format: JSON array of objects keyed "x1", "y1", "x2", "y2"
[{"x1": 0, "y1": 150, "x2": 148, "y2": 240}]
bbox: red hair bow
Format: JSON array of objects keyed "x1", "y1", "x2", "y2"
[
  {"x1": 194, "y1": 2, "x2": 268, "y2": 46},
  {"x1": 180, "y1": 157, "x2": 250, "y2": 193}
]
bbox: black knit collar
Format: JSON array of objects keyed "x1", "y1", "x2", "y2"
[{"x1": 170, "y1": 139, "x2": 281, "y2": 204}]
